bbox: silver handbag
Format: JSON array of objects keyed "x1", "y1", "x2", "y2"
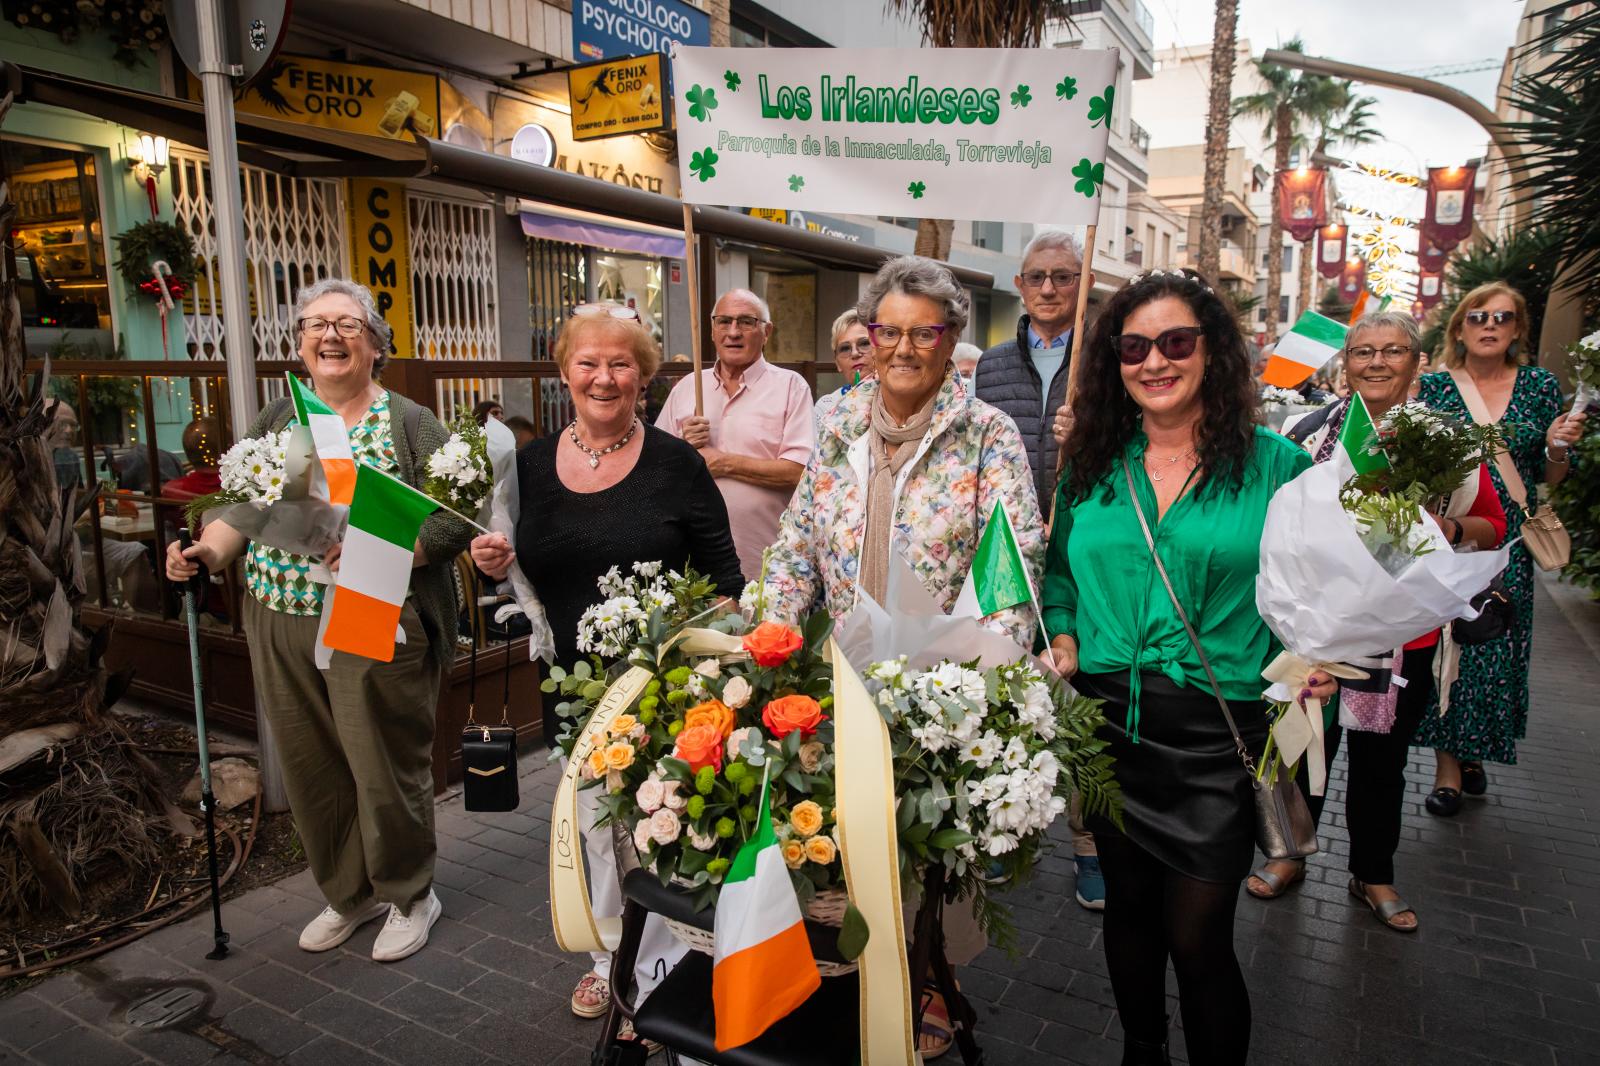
[{"x1": 1121, "y1": 461, "x2": 1319, "y2": 861}]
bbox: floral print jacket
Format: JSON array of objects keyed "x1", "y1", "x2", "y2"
[{"x1": 762, "y1": 367, "x2": 1046, "y2": 648}]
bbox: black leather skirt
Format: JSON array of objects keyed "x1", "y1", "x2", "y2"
[{"x1": 1077, "y1": 670, "x2": 1270, "y2": 884}]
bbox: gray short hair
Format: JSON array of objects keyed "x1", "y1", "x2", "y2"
[
  {"x1": 715, "y1": 287, "x2": 772, "y2": 323},
  {"x1": 1020, "y1": 228, "x2": 1083, "y2": 268},
  {"x1": 857, "y1": 256, "x2": 970, "y2": 337},
  {"x1": 293, "y1": 277, "x2": 396, "y2": 377},
  {"x1": 1347, "y1": 310, "x2": 1421, "y2": 357}
]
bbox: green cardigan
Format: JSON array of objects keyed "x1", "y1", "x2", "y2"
[{"x1": 244, "y1": 389, "x2": 473, "y2": 669}]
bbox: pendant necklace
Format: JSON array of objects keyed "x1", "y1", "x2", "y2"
[
  {"x1": 1144, "y1": 448, "x2": 1195, "y2": 483},
  {"x1": 569, "y1": 419, "x2": 638, "y2": 469}
]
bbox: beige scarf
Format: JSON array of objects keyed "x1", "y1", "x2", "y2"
[{"x1": 859, "y1": 390, "x2": 936, "y2": 604}]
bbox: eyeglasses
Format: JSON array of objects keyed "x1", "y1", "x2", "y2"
[
  {"x1": 1346, "y1": 344, "x2": 1413, "y2": 365},
  {"x1": 835, "y1": 338, "x2": 873, "y2": 356},
  {"x1": 1019, "y1": 270, "x2": 1081, "y2": 290},
  {"x1": 711, "y1": 314, "x2": 766, "y2": 332},
  {"x1": 298, "y1": 316, "x2": 367, "y2": 338},
  {"x1": 1113, "y1": 326, "x2": 1203, "y2": 365},
  {"x1": 571, "y1": 302, "x2": 640, "y2": 321},
  {"x1": 867, "y1": 322, "x2": 949, "y2": 351},
  {"x1": 1464, "y1": 309, "x2": 1516, "y2": 327}
]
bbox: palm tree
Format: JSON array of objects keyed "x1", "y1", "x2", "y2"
[
  {"x1": 1196, "y1": 0, "x2": 1240, "y2": 283},
  {"x1": 1232, "y1": 39, "x2": 1346, "y2": 343},
  {"x1": 1297, "y1": 82, "x2": 1380, "y2": 314},
  {"x1": 884, "y1": 0, "x2": 1051, "y2": 259}
]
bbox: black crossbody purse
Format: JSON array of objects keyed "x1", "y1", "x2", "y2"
[
  {"x1": 1121, "y1": 460, "x2": 1319, "y2": 861},
  {"x1": 460, "y1": 570, "x2": 520, "y2": 813}
]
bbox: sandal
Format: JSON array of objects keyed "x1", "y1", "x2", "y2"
[
  {"x1": 570, "y1": 971, "x2": 611, "y2": 1019},
  {"x1": 617, "y1": 1018, "x2": 662, "y2": 1055},
  {"x1": 1349, "y1": 878, "x2": 1418, "y2": 933},
  {"x1": 1246, "y1": 859, "x2": 1306, "y2": 900},
  {"x1": 1460, "y1": 761, "x2": 1488, "y2": 796},
  {"x1": 918, "y1": 984, "x2": 954, "y2": 1060}
]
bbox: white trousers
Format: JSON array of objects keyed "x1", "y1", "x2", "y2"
[{"x1": 577, "y1": 777, "x2": 687, "y2": 1000}]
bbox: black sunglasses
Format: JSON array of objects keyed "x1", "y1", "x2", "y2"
[
  {"x1": 1112, "y1": 327, "x2": 1203, "y2": 365},
  {"x1": 1464, "y1": 309, "x2": 1516, "y2": 327}
]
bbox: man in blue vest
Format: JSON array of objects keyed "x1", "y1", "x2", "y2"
[{"x1": 975, "y1": 228, "x2": 1104, "y2": 912}]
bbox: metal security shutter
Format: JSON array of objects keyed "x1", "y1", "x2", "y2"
[{"x1": 408, "y1": 191, "x2": 499, "y2": 421}]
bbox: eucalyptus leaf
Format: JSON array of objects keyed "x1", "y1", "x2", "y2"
[{"x1": 837, "y1": 902, "x2": 871, "y2": 961}]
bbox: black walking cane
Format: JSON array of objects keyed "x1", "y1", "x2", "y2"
[{"x1": 178, "y1": 529, "x2": 230, "y2": 961}]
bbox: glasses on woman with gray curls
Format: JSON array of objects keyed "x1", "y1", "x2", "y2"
[{"x1": 298, "y1": 316, "x2": 368, "y2": 338}]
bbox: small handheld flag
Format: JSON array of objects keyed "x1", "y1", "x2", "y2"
[
  {"x1": 1337, "y1": 392, "x2": 1392, "y2": 477},
  {"x1": 322, "y1": 463, "x2": 440, "y2": 662},
  {"x1": 1261, "y1": 311, "x2": 1347, "y2": 389},
  {"x1": 955, "y1": 501, "x2": 1032, "y2": 618},
  {"x1": 287, "y1": 373, "x2": 357, "y2": 505},
  {"x1": 711, "y1": 766, "x2": 820, "y2": 1051}
]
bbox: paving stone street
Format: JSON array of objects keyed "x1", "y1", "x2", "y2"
[{"x1": 2, "y1": 574, "x2": 1597, "y2": 1066}]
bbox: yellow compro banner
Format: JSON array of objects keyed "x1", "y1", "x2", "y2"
[
  {"x1": 347, "y1": 180, "x2": 415, "y2": 358},
  {"x1": 202, "y1": 54, "x2": 441, "y2": 140},
  {"x1": 567, "y1": 53, "x2": 671, "y2": 142}
]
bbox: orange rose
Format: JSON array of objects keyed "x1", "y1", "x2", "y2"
[
  {"x1": 742, "y1": 621, "x2": 804, "y2": 667},
  {"x1": 762, "y1": 694, "x2": 826, "y2": 740},
  {"x1": 804, "y1": 835, "x2": 837, "y2": 865},
  {"x1": 672, "y1": 722, "x2": 724, "y2": 773},
  {"x1": 683, "y1": 699, "x2": 736, "y2": 739}
]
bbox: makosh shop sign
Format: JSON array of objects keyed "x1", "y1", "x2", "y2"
[
  {"x1": 672, "y1": 47, "x2": 1117, "y2": 224},
  {"x1": 574, "y1": 0, "x2": 710, "y2": 62}
]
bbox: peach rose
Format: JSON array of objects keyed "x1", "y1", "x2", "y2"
[
  {"x1": 804, "y1": 835, "x2": 837, "y2": 865},
  {"x1": 762, "y1": 694, "x2": 827, "y2": 740},
  {"x1": 603, "y1": 741, "x2": 635, "y2": 771},
  {"x1": 607, "y1": 713, "x2": 638, "y2": 738},
  {"x1": 684, "y1": 699, "x2": 736, "y2": 740},
  {"x1": 672, "y1": 723, "x2": 724, "y2": 773},
  {"x1": 788, "y1": 800, "x2": 824, "y2": 837},
  {"x1": 781, "y1": 839, "x2": 806, "y2": 870},
  {"x1": 743, "y1": 621, "x2": 804, "y2": 667},
  {"x1": 585, "y1": 748, "x2": 607, "y2": 779}
]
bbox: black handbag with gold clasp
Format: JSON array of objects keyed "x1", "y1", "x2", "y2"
[{"x1": 460, "y1": 570, "x2": 519, "y2": 813}]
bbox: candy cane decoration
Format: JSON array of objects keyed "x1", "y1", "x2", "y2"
[{"x1": 151, "y1": 259, "x2": 176, "y2": 356}]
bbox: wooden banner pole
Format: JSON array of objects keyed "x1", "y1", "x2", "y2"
[
  {"x1": 682, "y1": 201, "x2": 705, "y2": 417},
  {"x1": 1063, "y1": 223, "x2": 1098, "y2": 409}
]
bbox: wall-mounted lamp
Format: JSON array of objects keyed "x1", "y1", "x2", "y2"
[{"x1": 127, "y1": 134, "x2": 169, "y2": 219}]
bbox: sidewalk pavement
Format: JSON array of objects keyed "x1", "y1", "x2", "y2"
[{"x1": 2, "y1": 575, "x2": 1597, "y2": 1065}]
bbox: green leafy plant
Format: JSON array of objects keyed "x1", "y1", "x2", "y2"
[{"x1": 1554, "y1": 332, "x2": 1600, "y2": 596}]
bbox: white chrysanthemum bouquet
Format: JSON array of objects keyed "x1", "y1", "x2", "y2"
[
  {"x1": 424, "y1": 414, "x2": 491, "y2": 517},
  {"x1": 185, "y1": 426, "x2": 347, "y2": 557}
]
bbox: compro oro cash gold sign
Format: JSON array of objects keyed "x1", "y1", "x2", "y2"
[{"x1": 567, "y1": 53, "x2": 671, "y2": 142}]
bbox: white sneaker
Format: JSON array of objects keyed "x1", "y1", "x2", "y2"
[
  {"x1": 298, "y1": 899, "x2": 389, "y2": 952},
  {"x1": 371, "y1": 890, "x2": 442, "y2": 963}
]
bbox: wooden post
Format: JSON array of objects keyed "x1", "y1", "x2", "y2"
[
  {"x1": 1062, "y1": 224, "x2": 1098, "y2": 409},
  {"x1": 682, "y1": 202, "x2": 705, "y2": 417}
]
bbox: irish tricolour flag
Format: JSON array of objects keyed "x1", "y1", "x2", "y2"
[
  {"x1": 711, "y1": 767, "x2": 820, "y2": 1051},
  {"x1": 288, "y1": 373, "x2": 357, "y2": 505},
  {"x1": 322, "y1": 463, "x2": 439, "y2": 662},
  {"x1": 1261, "y1": 311, "x2": 1348, "y2": 389}
]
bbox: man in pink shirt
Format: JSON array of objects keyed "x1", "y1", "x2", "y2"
[{"x1": 656, "y1": 288, "x2": 815, "y2": 580}]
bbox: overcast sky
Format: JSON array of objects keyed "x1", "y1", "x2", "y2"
[{"x1": 1148, "y1": 0, "x2": 1525, "y2": 171}]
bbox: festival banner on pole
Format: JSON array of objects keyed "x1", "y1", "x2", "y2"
[
  {"x1": 1315, "y1": 224, "x2": 1347, "y2": 280},
  {"x1": 1417, "y1": 270, "x2": 1443, "y2": 310},
  {"x1": 670, "y1": 47, "x2": 1118, "y2": 223},
  {"x1": 1424, "y1": 165, "x2": 1476, "y2": 249},
  {"x1": 1277, "y1": 168, "x2": 1328, "y2": 242},
  {"x1": 1338, "y1": 257, "x2": 1367, "y2": 304},
  {"x1": 1417, "y1": 223, "x2": 1449, "y2": 273}
]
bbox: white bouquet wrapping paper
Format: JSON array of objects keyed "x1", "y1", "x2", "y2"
[{"x1": 483, "y1": 417, "x2": 556, "y2": 663}]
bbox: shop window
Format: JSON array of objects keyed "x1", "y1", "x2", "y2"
[
  {"x1": 751, "y1": 268, "x2": 816, "y2": 365},
  {"x1": 4, "y1": 139, "x2": 114, "y2": 359}
]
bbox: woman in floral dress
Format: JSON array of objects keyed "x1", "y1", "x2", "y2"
[{"x1": 1414, "y1": 281, "x2": 1585, "y2": 814}]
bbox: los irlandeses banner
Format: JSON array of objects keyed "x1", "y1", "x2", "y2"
[{"x1": 670, "y1": 47, "x2": 1119, "y2": 224}]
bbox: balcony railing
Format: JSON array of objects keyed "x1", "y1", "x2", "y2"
[
  {"x1": 1129, "y1": 119, "x2": 1152, "y2": 154},
  {"x1": 1131, "y1": 0, "x2": 1154, "y2": 39}
]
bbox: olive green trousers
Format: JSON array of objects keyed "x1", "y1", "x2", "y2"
[{"x1": 244, "y1": 595, "x2": 439, "y2": 912}]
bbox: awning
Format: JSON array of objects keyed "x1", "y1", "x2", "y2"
[
  {"x1": 2, "y1": 63, "x2": 994, "y2": 289},
  {"x1": 518, "y1": 203, "x2": 687, "y2": 259}
]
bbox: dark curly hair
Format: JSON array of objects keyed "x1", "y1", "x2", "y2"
[{"x1": 1060, "y1": 269, "x2": 1261, "y2": 505}]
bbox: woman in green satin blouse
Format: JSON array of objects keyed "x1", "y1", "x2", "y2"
[{"x1": 1041, "y1": 269, "x2": 1334, "y2": 1066}]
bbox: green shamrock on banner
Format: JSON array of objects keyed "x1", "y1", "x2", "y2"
[
  {"x1": 724, "y1": 70, "x2": 741, "y2": 92},
  {"x1": 686, "y1": 84, "x2": 719, "y2": 122},
  {"x1": 1056, "y1": 76, "x2": 1078, "y2": 100},
  {"x1": 1088, "y1": 85, "x2": 1115, "y2": 128},
  {"x1": 907, "y1": 180, "x2": 927, "y2": 199},
  {"x1": 1072, "y1": 158, "x2": 1105, "y2": 199},
  {"x1": 787, "y1": 174, "x2": 805, "y2": 192},
  {"x1": 1010, "y1": 84, "x2": 1032, "y2": 108},
  {"x1": 690, "y1": 148, "x2": 720, "y2": 182}
]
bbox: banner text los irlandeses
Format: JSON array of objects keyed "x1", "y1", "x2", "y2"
[{"x1": 760, "y1": 75, "x2": 1002, "y2": 126}]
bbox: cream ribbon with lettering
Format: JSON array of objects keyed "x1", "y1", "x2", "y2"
[{"x1": 548, "y1": 664, "x2": 654, "y2": 954}]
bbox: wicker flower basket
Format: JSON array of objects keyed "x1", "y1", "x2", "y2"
[{"x1": 665, "y1": 884, "x2": 857, "y2": 976}]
